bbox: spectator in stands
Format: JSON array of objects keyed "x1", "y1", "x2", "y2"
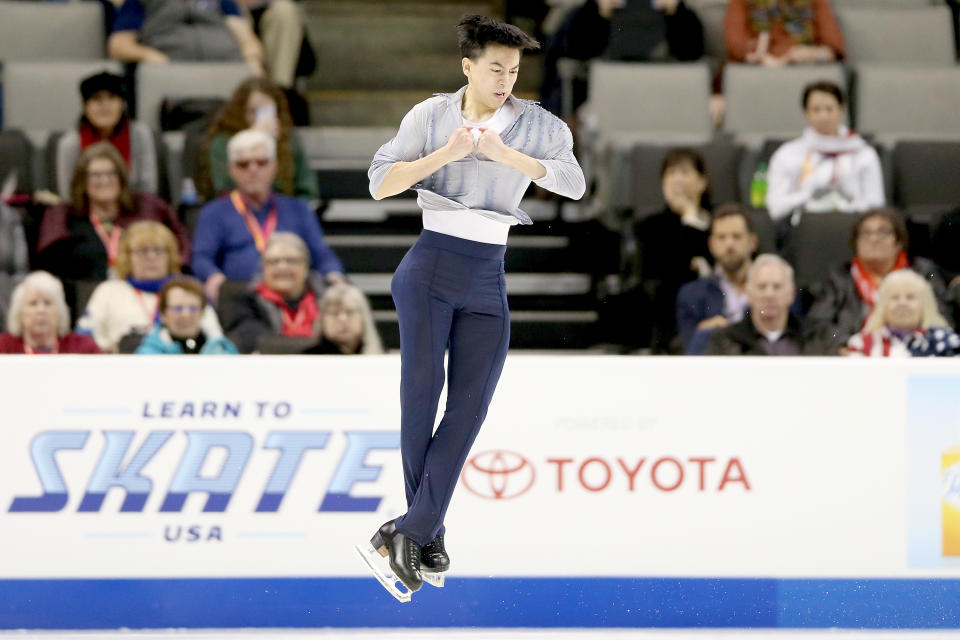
[
  {"x1": 107, "y1": 0, "x2": 265, "y2": 76},
  {"x1": 135, "y1": 276, "x2": 238, "y2": 354},
  {"x1": 806, "y1": 208, "x2": 953, "y2": 352},
  {"x1": 77, "y1": 221, "x2": 221, "y2": 352},
  {"x1": 306, "y1": 282, "x2": 384, "y2": 355},
  {"x1": 540, "y1": 0, "x2": 704, "y2": 116},
  {"x1": 677, "y1": 203, "x2": 758, "y2": 354},
  {"x1": 224, "y1": 231, "x2": 324, "y2": 353},
  {"x1": 237, "y1": 0, "x2": 313, "y2": 92},
  {"x1": 845, "y1": 270, "x2": 960, "y2": 357},
  {"x1": 725, "y1": 0, "x2": 844, "y2": 67},
  {"x1": 36, "y1": 143, "x2": 189, "y2": 313},
  {"x1": 192, "y1": 129, "x2": 344, "y2": 304},
  {"x1": 0, "y1": 271, "x2": 101, "y2": 354},
  {"x1": 0, "y1": 202, "x2": 28, "y2": 333},
  {"x1": 706, "y1": 254, "x2": 823, "y2": 355},
  {"x1": 55, "y1": 71, "x2": 158, "y2": 200},
  {"x1": 627, "y1": 148, "x2": 711, "y2": 353},
  {"x1": 197, "y1": 77, "x2": 317, "y2": 202},
  {"x1": 766, "y1": 81, "x2": 884, "y2": 222}
]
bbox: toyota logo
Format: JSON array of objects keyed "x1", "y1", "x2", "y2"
[{"x1": 461, "y1": 450, "x2": 535, "y2": 499}]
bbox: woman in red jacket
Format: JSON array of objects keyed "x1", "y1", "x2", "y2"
[{"x1": 0, "y1": 271, "x2": 101, "y2": 354}]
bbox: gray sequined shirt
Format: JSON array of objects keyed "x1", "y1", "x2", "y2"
[{"x1": 368, "y1": 86, "x2": 586, "y2": 225}]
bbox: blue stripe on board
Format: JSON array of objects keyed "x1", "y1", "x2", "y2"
[{"x1": 0, "y1": 578, "x2": 957, "y2": 630}]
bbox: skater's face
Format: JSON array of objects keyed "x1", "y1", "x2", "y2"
[
  {"x1": 746, "y1": 261, "x2": 794, "y2": 324},
  {"x1": 462, "y1": 44, "x2": 521, "y2": 111},
  {"x1": 708, "y1": 214, "x2": 757, "y2": 274},
  {"x1": 84, "y1": 90, "x2": 124, "y2": 133},
  {"x1": 262, "y1": 241, "x2": 309, "y2": 299},
  {"x1": 161, "y1": 287, "x2": 204, "y2": 340}
]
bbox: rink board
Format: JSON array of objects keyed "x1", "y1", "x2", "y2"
[{"x1": 1, "y1": 356, "x2": 959, "y2": 629}]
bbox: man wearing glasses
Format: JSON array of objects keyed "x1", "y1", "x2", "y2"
[{"x1": 191, "y1": 128, "x2": 344, "y2": 305}]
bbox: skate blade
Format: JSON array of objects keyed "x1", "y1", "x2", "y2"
[
  {"x1": 354, "y1": 543, "x2": 413, "y2": 603},
  {"x1": 422, "y1": 571, "x2": 446, "y2": 588}
]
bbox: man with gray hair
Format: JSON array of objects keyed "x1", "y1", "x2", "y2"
[
  {"x1": 192, "y1": 129, "x2": 344, "y2": 303},
  {"x1": 706, "y1": 254, "x2": 824, "y2": 355}
]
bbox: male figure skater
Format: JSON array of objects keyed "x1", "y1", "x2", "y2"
[{"x1": 356, "y1": 14, "x2": 585, "y2": 602}]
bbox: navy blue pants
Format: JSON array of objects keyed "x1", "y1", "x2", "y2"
[{"x1": 390, "y1": 230, "x2": 510, "y2": 546}]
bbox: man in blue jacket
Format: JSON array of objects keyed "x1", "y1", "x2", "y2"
[
  {"x1": 676, "y1": 203, "x2": 757, "y2": 354},
  {"x1": 192, "y1": 129, "x2": 344, "y2": 303}
]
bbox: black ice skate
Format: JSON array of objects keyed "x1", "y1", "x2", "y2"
[
  {"x1": 354, "y1": 520, "x2": 422, "y2": 602},
  {"x1": 420, "y1": 534, "x2": 449, "y2": 588}
]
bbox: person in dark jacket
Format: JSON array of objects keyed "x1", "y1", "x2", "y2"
[
  {"x1": 677, "y1": 203, "x2": 758, "y2": 353},
  {"x1": 707, "y1": 254, "x2": 827, "y2": 355},
  {"x1": 224, "y1": 231, "x2": 323, "y2": 353},
  {"x1": 805, "y1": 208, "x2": 954, "y2": 353},
  {"x1": 625, "y1": 148, "x2": 712, "y2": 352},
  {"x1": 540, "y1": 0, "x2": 704, "y2": 116}
]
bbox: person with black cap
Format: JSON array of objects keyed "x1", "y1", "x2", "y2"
[{"x1": 54, "y1": 71, "x2": 158, "y2": 201}]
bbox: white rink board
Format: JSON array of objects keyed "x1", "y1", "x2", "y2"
[{"x1": 0, "y1": 355, "x2": 958, "y2": 580}]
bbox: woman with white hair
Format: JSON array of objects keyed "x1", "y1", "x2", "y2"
[
  {"x1": 191, "y1": 128, "x2": 344, "y2": 304},
  {"x1": 0, "y1": 271, "x2": 101, "y2": 354},
  {"x1": 845, "y1": 270, "x2": 960, "y2": 357},
  {"x1": 306, "y1": 282, "x2": 384, "y2": 355}
]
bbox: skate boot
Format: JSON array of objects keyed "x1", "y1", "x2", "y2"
[
  {"x1": 354, "y1": 520, "x2": 422, "y2": 602},
  {"x1": 420, "y1": 534, "x2": 449, "y2": 588}
]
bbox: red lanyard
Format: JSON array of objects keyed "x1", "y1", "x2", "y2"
[
  {"x1": 90, "y1": 214, "x2": 122, "y2": 266},
  {"x1": 24, "y1": 341, "x2": 58, "y2": 354},
  {"x1": 134, "y1": 289, "x2": 160, "y2": 325},
  {"x1": 231, "y1": 190, "x2": 277, "y2": 253}
]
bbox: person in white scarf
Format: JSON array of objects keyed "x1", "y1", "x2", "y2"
[{"x1": 766, "y1": 80, "x2": 885, "y2": 221}]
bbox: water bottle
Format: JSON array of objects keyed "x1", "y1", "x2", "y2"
[
  {"x1": 180, "y1": 177, "x2": 198, "y2": 207},
  {"x1": 749, "y1": 162, "x2": 768, "y2": 209}
]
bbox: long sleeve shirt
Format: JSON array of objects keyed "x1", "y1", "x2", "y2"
[
  {"x1": 368, "y1": 86, "x2": 585, "y2": 224},
  {"x1": 191, "y1": 193, "x2": 344, "y2": 282}
]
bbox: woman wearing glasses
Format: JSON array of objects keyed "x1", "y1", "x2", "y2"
[
  {"x1": 135, "y1": 276, "x2": 238, "y2": 355},
  {"x1": 36, "y1": 143, "x2": 190, "y2": 315},
  {"x1": 77, "y1": 221, "x2": 223, "y2": 352}
]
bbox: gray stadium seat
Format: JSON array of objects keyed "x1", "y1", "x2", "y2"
[
  {"x1": 723, "y1": 64, "x2": 848, "y2": 140},
  {"x1": 0, "y1": 3, "x2": 105, "y2": 61},
  {"x1": 838, "y1": 7, "x2": 955, "y2": 66},
  {"x1": 685, "y1": 0, "x2": 727, "y2": 60},
  {"x1": 587, "y1": 62, "x2": 713, "y2": 143},
  {"x1": 784, "y1": 213, "x2": 857, "y2": 288},
  {"x1": 3, "y1": 61, "x2": 123, "y2": 133},
  {"x1": 631, "y1": 142, "x2": 743, "y2": 214},
  {"x1": 136, "y1": 63, "x2": 252, "y2": 131},
  {"x1": 892, "y1": 141, "x2": 960, "y2": 208},
  {"x1": 856, "y1": 66, "x2": 960, "y2": 140}
]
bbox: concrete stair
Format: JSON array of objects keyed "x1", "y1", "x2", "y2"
[{"x1": 301, "y1": 0, "x2": 543, "y2": 126}]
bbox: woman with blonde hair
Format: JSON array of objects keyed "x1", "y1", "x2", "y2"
[
  {"x1": 36, "y1": 143, "x2": 189, "y2": 308},
  {"x1": 197, "y1": 77, "x2": 317, "y2": 201},
  {"x1": 306, "y1": 282, "x2": 384, "y2": 355},
  {"x1": 845, "y1": 270, "x2": 960, "y2": 357},
  {"x1": 0, "y1": 271, "x2": 101, "y2": 353},
  {"x1": 77, "y1": 221, "x2": 222, "y2": 352}
]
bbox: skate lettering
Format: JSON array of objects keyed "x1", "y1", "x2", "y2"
[{"x1": 9, "y1": 429, "x2": 399, "y2": 513}]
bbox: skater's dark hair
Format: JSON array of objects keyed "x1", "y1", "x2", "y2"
[{"x1": 457, "y1": 15, "x2": 540, "y2": 60}]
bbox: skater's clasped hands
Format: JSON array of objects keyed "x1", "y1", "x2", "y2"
[
  {"x1": 443, "y1": 127, "x2": 513, "y2": 164},
  {"x1": 443, "y1": 127, "x2": 477, "y2": 161}
]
